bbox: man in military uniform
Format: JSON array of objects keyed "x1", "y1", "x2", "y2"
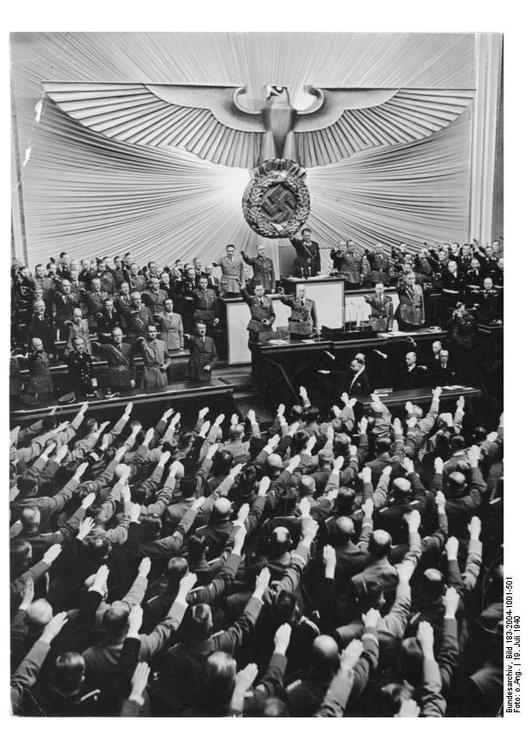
[
  {"x1": 338, "y1": 241, "x2": 371, "y2": 288},
  {"x1": 27, "y1": 300, "x2": 56, "y2": 355},
  {"x1": 191, "y1": 276, "x2": 220, "y2": 337},
  {"x1": 124, "y1": 292, "x2": 154, "y2": 344},
  {"x1": 241, "y1": 283, "x2": 276, "y2": 346},
  {"x1": 93, "y1": 326, "x2": 136, "y2": 393},
  {"x1": 440, "y1": 260, "x2": 464, "y2": 313},
  {"x1": 142, "y1": 275, "x2": 168, "y2": 316},
  {"x1": 99, "y1": 256, "x2": 117, "y2": 295},
  {"x1": 124, "y1": 262, "x2": 147, "y2": 293},
  {"x1": 396, "y1": 271, "x2": 425, "y2": 330},
  {"x1": 114, "y1": 280, "x2": 133, "y2": 322},
  {"x1": 64, "y1": 307, "x2": 93, "y2": 355},
  {"x1": 137, "y1": 324, "x2": 170, "y2": 389},
  {"x1": 464, "y1": 257, "x2": 484, "y2": 302},
  {"x1": 473, "y1": 277, "x2": 502, "y2": 324},
  {"x1": 26, "y1": 338, "x2": 54, "y2": 402},
  {"x1": 279, "y1": 285, "x2": 318, "y2": 339},
  {"x1": 290, "y1": 227, "x2": 321, "y2": 278},
  {"x1": 364, "y1": 282, "x2": 394, "y2": 332},
  {"x1": 241, "y1": 245, "x2": 276, "y2": 292},
  {"x1": 213, "y1": 244, "x2": 245, "y2": 297},
  {"x1": 96, "y1": 297, "x2": 122, "y2": 342},
  {"x1": 84, "y1": 277, "x2": 109, "y2": 331},
  {"x1": 366, "y1": 243, "x2": 393, "y2": 285},
  {"x1": 53, "y1": 278, "x2": 80, "y2": 337},
  {"x1": 63, "y1": 335, "x2": 96, "y2": 397},
  {"x1": 33, "y1": 263, "x2": 57, "y2": 311}
]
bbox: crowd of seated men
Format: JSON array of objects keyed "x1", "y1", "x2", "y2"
[{"x1": 10, "y1": 377, "x2": 503, "y2": 716}]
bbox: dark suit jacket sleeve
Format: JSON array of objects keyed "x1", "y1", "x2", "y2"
[
  {"x1": 187, "y1": 552, "x2": 241, "y2": 605},
  {"x1": 11, "y1": 639, "x2": 51, "y2": 714},
  {"x1": 210, "y1": 595, "x2": 263, "y2": 654},
  {"x1": 116, "y1": 636, "x2": 142, "y2": 700},
  {"x1": 438, "y1": 617, "x2": 459, "y2": 692},
  {"x1": 315, "y1": 628, "x2": 379, "y2": 716},
  {"x1": 254, "y1": 653, "x2": 288, "y2": 698},
  {"x1": 290, "y1": 238, "x2": 303, "y2": 255}
]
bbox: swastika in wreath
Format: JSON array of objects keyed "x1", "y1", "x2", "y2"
[{"x1": 242, "y1": 158, "x2": 310, "y2": 238}]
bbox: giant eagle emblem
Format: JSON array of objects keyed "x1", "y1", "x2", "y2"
[{"x1": 43, "y1": 82, "x2": 474, "y2": 237}]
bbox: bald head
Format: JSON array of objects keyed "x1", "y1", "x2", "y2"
[
  {"x1": 393, "y1": 477, "x2": 412, "y2": 496},
  {"x1": 300, "y1": 476, "x2": 316, "y2": 496},
  {"x1": 368, "y1": 529, "x2": 392, "y2": 559},
  {"x1": 268, "y1": 526, "x2": 293, "y2": 557},
  {"x1": 212, "y1": 498, "x2": 232, "y2": 519},
  {"x1": 26, "y1": 599, "x2": 53, "y2": 628},
  {"x1": 336, "y1": 516, "x2": 355, "y2": 537},
  {"x1": 447, "y1": 471, "x2": 467, "y2": 496},
  {"x1": 312, "y1": 635, "x2": 339, "y2": 673},
  {"x1": 266, "y1": 454, "x2": 283, "y2": 469},
  {"x1": 330, "y1": 516, "x2": 355, "y2": 546},
  {"x1": 21, "y1": 506, "x2": 41, "y2": 532},
  {"x1": 272, "y1": 526, "x2": 290, "y2": 544}
]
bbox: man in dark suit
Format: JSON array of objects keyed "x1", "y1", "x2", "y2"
[
  {"x1": 186, "y1": 322, "x2": 219, "y2": 383},
  {"x1": 429, "y1": 349, "x2": 457, "y2": 386},
  {"x1": 344, "y1": 353, "x2": 371, "y2": 396},
  {"x1": 290, "y1": 228, "x2": 321, "y2": 278},
  {"x1": 400, "y1": 350, "x2": 426, "y2": 389}
]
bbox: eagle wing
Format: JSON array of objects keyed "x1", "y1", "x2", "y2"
[
  {"x1": 294, "y1": 88, "x2": 474, "y2": 167},
  {"x1": 43, "y1": 82, "x2": 265, "y2": 168}
]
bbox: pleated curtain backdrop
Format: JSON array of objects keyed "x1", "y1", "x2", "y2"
[{"x1": 11, "y1": 32, "x2": 478, "y2": 267}]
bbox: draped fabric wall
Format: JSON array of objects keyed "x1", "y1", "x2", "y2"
[{"x1": 11, "y1": 32, "x2": 479, "y2": 267}]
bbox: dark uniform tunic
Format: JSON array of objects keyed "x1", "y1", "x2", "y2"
[
  {"x1": 191, "y1": 288, "x2": 219, "y2": 326},
  {"x1": 64, "y1": 350, "x2": 95, "y2": 396},
  {"x1": 96, "y1": 341, "x2": 135, "y2": 390},
  {"x1": 27, "y1": 350, "x2": 53, "y2": 400},
  {"x1": 280, "y1": 295, "x2": 317, "y2": 338},
  {"x1": 290, "y1": 238, "x2": 321, "y2": 278},
  {"x1": 241, "y1": 287, "x2": 276, "y2": 344},
  {"x1": 396, "y1": 281, "x2": 425, "y2": 329},
  {"x1": 241, "y1": 253, "x2": 276, "y2": 292},
  {"x1": 364, "y1": 292, "x2": 394, "y2": 332}
]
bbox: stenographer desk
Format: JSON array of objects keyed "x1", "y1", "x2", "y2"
[{"x1": 251, "y1": 328, "x2": 448, "y2": 404}]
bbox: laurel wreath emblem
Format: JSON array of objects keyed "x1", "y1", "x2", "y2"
[{"x1": 242, "y1": 158, "x2": 311, "y2": 238}]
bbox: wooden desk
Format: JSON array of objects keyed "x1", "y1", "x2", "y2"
[
  {"x1": 357, "y1": 386, "x2": 482, "y2": 409},
  {"x1": 10, "y1": 379, "x2": 235, "y2": 427},
  {"x1": 252, "y1": 328, "x2": 448, "y2": 402}
]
